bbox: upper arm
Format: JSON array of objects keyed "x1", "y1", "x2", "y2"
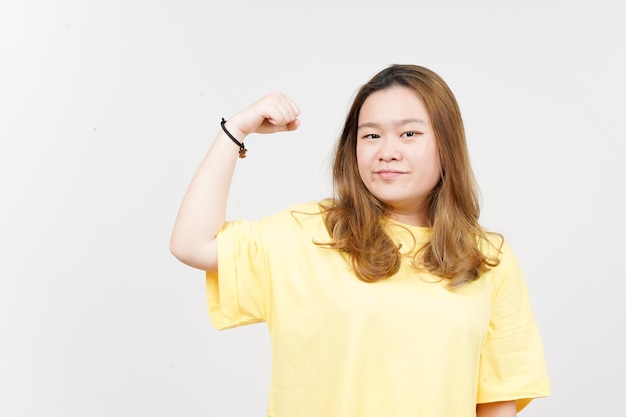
[
  {"x1": 476, "y1": 400, "x2": 516, "y2": 417},
  {"x1": 476, "y1": 241, "x2": 550, "y2": 410}
]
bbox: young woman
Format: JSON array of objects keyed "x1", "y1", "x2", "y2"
[{"x1": 170, "y1": 64, "x2": 550, "y2": 416}]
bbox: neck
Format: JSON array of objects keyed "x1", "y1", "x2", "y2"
[{"x1": 388, "y1": 209, "x2": 428, "y2": 227}]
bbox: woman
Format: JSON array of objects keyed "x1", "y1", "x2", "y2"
[{"x1": 170, "y1": 64, "x2": 550, "y2": 416}]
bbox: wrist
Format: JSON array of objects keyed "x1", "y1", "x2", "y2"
[
  {"x1": 220, "y1": 118, "x2": 247, "y2": 158},
  {"x1": 223, "y1": 118, "x2": 248, "y2": 141}
]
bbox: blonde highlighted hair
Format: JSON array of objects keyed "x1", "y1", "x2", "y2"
[{"x1": 321, "y1": 64, "x2": 499, "y2": 287}]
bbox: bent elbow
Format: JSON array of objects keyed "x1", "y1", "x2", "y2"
[
  {"x1": 169, "y1": 234, "x2": 193, "y2": 265},
  {"x1": 169, "y1": 238, "x2": 186, "y2": 263},
  {"x1": 169, "y1": 237, "x2": 218, "y2": 272}
]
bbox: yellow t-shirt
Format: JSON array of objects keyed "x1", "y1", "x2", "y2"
[{"x1": 206, "y1": 202, "x2": 550, "y2": 417}]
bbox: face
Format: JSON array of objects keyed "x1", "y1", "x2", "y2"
[{"x1": 356, "y1": 86, "x2": 441, "y2": 226}]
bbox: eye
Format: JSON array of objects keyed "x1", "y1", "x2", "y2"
[
  {"x1": 402, "y1": 131, "x2": 422, "y2": 138},
  {"x1": 362, "y1": 133, "x2": 380, "y2": 139}
]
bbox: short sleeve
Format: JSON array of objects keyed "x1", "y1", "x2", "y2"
[
  {"x1": 205, "y1": 219, "x2": 272, "y2": 330},
  {"x1": 476, "y1": 241, "x2": 551, "y2": 412}
]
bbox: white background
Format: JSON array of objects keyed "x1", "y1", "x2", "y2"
[{"x1": 1, "y1": 0, "x2": 624, "y2": 416}]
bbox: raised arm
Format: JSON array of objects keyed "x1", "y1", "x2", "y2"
[{"x1": 169, "y1": 92, "x2": 300, "y2": 271}]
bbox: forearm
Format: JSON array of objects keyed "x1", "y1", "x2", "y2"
[
  {"x1": 169, "y1": 123, "x2": 244, "y2": 271},
  {"x1": 476, "y1": 400, "x2": 516, "y2": 417}
]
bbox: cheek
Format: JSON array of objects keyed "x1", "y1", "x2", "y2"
[
  {"x1": 425, "y1": 150, "x2": 442, "y2": 186},
  {"x1": 431, "y1": 150, "x2": 442, "y2": 175},
  {"x1": 422, "y1": 137, "x2": 440, "y2": 170},
  {"x1": 355, "y1": 144, "x2": 368, "y2": 177},
  {"x1": 411, "y1": 144, "x2": 441, "y2": 184}
]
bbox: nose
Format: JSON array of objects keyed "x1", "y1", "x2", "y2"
[{"x1": 378, "y1": 137, "x2": 401, "y2": 162}]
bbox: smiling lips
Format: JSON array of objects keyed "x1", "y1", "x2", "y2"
[{"x1": 376, "y1": 170, "x2": 405, "y2": 180}]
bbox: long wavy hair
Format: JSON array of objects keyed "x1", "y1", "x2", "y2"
[{"x1": 321, "y1": 64, "x2": 499, "y2": 287}]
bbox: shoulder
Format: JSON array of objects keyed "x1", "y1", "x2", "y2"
[
  {"x1": 219, "y1": 201, "x2": 328, "y2": 250},
  {"x1": 478, "y1": 232, "x2": 527, "y2": 294},
  {"x1": 479, "y1": 231, "x2": 512, "y2": 262},
  {"x1": 256, "y1": 200, "x2": 329, "y2": 236},
  {"x1": 263, "y1": 200, "x2": 324, "y2": 222}
]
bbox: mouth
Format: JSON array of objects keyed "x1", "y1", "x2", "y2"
[{"x1": 375, "y1": 170, "x2": 404, "y2": 180}]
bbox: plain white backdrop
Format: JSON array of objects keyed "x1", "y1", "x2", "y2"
[{"x1": 1, "y1": 0, "x2": 624, "y2": 416}]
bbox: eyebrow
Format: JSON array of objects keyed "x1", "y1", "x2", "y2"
[{"x1": 357, "y1": 118, "x2": 426, "y2": 130}]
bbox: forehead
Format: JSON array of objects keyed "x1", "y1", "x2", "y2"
[{"x1": 358, "y1": 86, "x2": 430, "y2": 123}]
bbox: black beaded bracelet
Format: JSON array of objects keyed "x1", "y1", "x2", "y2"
[{"x1": 220, "y1": 118, "x2": 247, "y2": 158}]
